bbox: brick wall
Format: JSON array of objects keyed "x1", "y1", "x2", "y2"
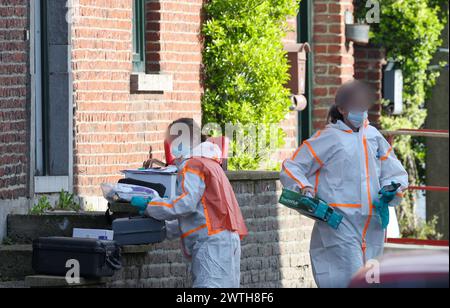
[
  {"x1": 312, "y1": 0, "x2": 354, "y2": 130},
  {"x1": 354, "y1": 45, "x2": 386, "y2": 127},
  {"x1": 107, "y1": 173, "x2": 316, "y2": 288},
  {"x1": 0, "y1": 0, "x2": 372, "y2": 200},
  {"x1": 0, "y1": 0, "x2": 29, "y2": 200},
  {"x1": 72, "y1": 0, "x2": 203, "y2": 197},
  {"x1": 276, "y1": 16, "x2": 300, "y2": 163}
]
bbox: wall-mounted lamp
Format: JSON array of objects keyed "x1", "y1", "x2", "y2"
[
  {"x1": 289, "y1": 95, "x2": 308, "y2": 112},
  {"x1": 284, "y1": 43, "x2": 311, "y2": 112}
]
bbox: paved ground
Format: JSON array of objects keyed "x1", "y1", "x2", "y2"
[{"x1": 0, "y1": 281, "x2": 27, "y2": 288}]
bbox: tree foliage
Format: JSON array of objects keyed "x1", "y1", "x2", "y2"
[
  {"x1": 357, "y1": 0, "x2": 447, "y2": 238},
  {"x1": 202, "y1": 0, "x2": 299, "y2": 170}
]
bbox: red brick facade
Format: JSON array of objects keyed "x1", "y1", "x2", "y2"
[
  {"x1": 0, "y1": 0, "x2": 29, "y2": 200},
  {"x1": 354, "y1": 45, "x2": 386, "y2": 127},
  {"x1": 277, "y1": 17, "x2": 300, "y2": 163},
  {"x1": 312, "y1": 0, "x2": 355, "y2": 129},
  {"x1": 72, "y1": 0, "x2": 203, "y2": 196},
  {"x1": 0, "y1": 0, "x2": 386, "y2": 202}
]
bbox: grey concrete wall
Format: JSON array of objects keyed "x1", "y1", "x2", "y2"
[
  {"x1": 107, "y1": 172, "x2": 316, "y2": 288},
  {"x1": 0, "y1": 172, "x2": 316, "y2": 288},
  {"x1": 0, "y1": 199, "x2": 30, "y2": 242},
  {"x1": 426, "y1": 6, "x2": 449, "y2": 239}
]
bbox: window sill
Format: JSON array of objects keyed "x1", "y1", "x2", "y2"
[
  {"x1": 130, "y1": 73, "x2": 173, "y2": 93},
  {"x1": 34, "y1": 176, "x2": 69, "y2": 193}
]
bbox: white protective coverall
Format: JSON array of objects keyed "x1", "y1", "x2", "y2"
[
  {"x1": 145, "y1": 142, "x2": 247, "y2": 288},
  {"x1": 280, "y1": 120, "x2": 408, "y2": 288}
]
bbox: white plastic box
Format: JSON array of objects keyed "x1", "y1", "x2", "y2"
[
  {"x1": 121, "y1": 169, "x2": 178, "y2": 199},
  {"x1": 73, "y1": 228, "x2": 114, "y2": 241}
]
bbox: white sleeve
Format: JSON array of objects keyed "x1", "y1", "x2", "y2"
[
  {"x1": 378, "y1": 135, "x2": 409, "y2": 190},
  {"x1": 280, "y1": 131, "x2": 325, "y2": 191},
  {"x1": 377, "y1": 134, "x2": 409, "y2": 207},
  {"x1": 145, "y1": 168, "x2": 205, "y2": 221},
  {"x1": 165, "y1": 220, "x2": 181, "y2": 240}
]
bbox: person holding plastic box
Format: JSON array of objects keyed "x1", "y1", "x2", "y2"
[
  {"x1": 132, "y1": 118, "x2": 248, "y2": 288},
  {"x1": 280, "y1": 80, "x2": 409, "y2": 288}
]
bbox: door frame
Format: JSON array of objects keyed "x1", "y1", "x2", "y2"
[
  {"x1": 297, "y1": 0, "x2": 313, "y2": 143},
  {"x1": 29, "y1": 0, "x2": 73, "y2": 194}
]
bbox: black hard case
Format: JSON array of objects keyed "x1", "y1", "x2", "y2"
[
  {"x1": 32, "y1": 237, "x2": 122, "y2": 278},
  {"x1": 112, "y1": 217, "x2": 166, "y2": 246}
]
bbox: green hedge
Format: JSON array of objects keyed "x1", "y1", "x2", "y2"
[
  {"x1": 357, "y1": 0, "x2": 448, "y2": 239},
  {"x1": 202, "y1": 0, "x2": 299, "y2": 170}
]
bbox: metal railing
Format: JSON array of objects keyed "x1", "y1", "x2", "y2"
[{"x1": 381, "y1": 128, "x2": 449, "y2": 246}]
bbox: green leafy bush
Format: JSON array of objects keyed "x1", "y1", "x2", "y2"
[
  {"x1": 202, "y1": 0, "x2": 299, "y2": 170},
  {"x1": 56, "y1": 190, "x2": 81, "y2": 212},
  {"x1": 29, "y1": 195, "x2": 53, "y2": 215},
  {"x1": 29, "y1": 191, "x2": 81, "y2": 215},
  {"x1": 357, "y1": 0, "x2": 447, "y2": 239}
]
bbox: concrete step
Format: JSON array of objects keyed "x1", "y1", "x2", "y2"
[
  {"x1": 0, "y1": 245, "x2": 33, "y2": 281},
  {"x1": 7, "y1": 212, "x2": 112, "y2": 244},
  {"x1": 25, "y1": 275, "x2": 107, "y2": 288},
  {"x1": 0, "y1": 280, "x2": 28, "y2": 288}
]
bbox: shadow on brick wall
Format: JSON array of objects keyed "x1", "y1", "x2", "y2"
[
  {"x1": 106, "y1": 174, "x2": 316, "y2": 288},
  {"x1": 233, "y1": 176, "x2": 316, "y2": 288}
]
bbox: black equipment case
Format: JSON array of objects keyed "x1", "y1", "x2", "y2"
[
  {"x1": 112, "y1": 217, "x2": 166, "y2": 246},
  {"x1": 32, "y1": 237, "x2": 122, "y2": 278}
]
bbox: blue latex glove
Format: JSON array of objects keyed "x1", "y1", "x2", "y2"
[
  {"x1": 373, "y1": 198, "x2": 390, "y2": 229},
  {"x1": 379, "y1": 183, "x2": 400, "y2": 203},
  {"x1": 130, "y1": 196, "x2": 152, "y2": 216},
  {"x1": 374, "y1": 182, "x2": 401, "y2": 229}
]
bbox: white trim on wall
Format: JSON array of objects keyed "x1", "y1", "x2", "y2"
[
  {"x1": 34, "y1": 176, "x2": 69, "y2": 193},
  {"x1": 29, "y1": 0, "x2": 38, "y2": 197},
  {"x1": 30, "y1": 0, "x2": 74, "y2": 194},
  {"x1": 131, "y1": 73, "x2": 174, "y2": 92}
]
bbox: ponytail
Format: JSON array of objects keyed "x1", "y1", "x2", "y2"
[{"x1": 327, "y1": 105, "x2": 344, "y2": 124}]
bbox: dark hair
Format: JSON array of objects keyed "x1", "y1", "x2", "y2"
[
  {"x1": 168, "y1": 118, "x2": 208, "y2": 145},
  {"x1": 327, "y1": 80, "x2": 374, "y2": 124},
  {"x1": 327, "y1": 105, "x2": 345, "y2": 124}
]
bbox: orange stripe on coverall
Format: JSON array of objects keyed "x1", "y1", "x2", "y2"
[
  {"x1": 310, "y1": 130, "x2": 322, "y2": 141},
  {"x1": 183, "y1": 166, "x2": 224, "y2": 237},
  {"x1": 329, "y1": 203, "x2": 362, "y2": 208},
  {"x1": 292, "y1": 130, "x2": 321, "y2": 161},
  {"x1": 314, "y1": 170, "x2": 320, "y2": 195},
  {"x1": 148, "y1": 165, "x2": 201, "y2": 209},
  {"x1": 149, "y1": 201, "x2": 174, "y2": 208},
  {"x1": 282, "y1": 160, "x2": 306, "y2": 190},
  {"x1": 181, "y1": 224, "x2": 208, "y2": 239},
  {"x1": 361, "y1": 136, "x2": 374, "y2": 261},
  {"x1": 380, "y1": 147, "x2": 393, "y2": 161},
  {"x1": 201, "y1": 197, "x2": 224, "y2": 236},
  {"x1": 304, "y1": 141, "x2": 324, "y2": 167},
  {"x1": 291, "y1": 144, "x2": 305, "y2": 160}
]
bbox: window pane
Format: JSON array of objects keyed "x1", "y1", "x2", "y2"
[{"x1": 132, "y1": 0, "x2": 146, "y2": 72}]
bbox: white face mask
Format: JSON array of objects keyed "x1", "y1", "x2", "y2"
[
  {"x1": 347, "y1": 111, "x2": 368, "y2": 128},
  {"x1": 171, "y1": 140, "x2": 191, "y2": 159}
]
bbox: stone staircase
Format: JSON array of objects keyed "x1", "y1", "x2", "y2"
[{"x1": 0, "y1": 212, "x2": 112, "y2": 286}]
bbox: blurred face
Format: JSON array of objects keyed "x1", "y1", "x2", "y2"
[
  {"x1": 167, "y1": 123, "x2": 193, "y2": 159},
  {"x1": 337, "y1": 87, "x2": 372, "y2": 129},
  {"x1": 338, "y1": 87, "x2": 372, "y2": 115}
]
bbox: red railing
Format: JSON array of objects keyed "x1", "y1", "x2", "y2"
[
  {"x1": 386, "y1": 238, "x2": 449, "y2": 247},
  {"x1": 381, "y1": 129, "x2": 449, "y2": 247}
]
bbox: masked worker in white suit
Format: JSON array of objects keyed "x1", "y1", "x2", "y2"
[
  {"x1": 131, "y1": 118, "x2": 248, "y2": 288},
  {"x1": 280, "y1": 81, "x2": 409, "y2": 288}
]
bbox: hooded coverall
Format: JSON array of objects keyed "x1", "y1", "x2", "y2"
[
  {"x1": 145, "y1": 142, "x2": 248, "y2": 288},
  {"x1": 280, "y1": 120, "x2": 409, "y2": 288}
]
